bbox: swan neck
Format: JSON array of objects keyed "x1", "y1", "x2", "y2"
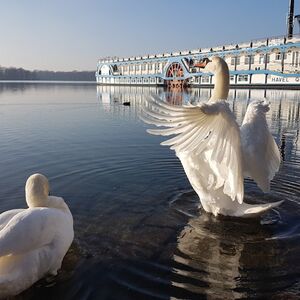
[
  {"x1": 25, "y1": 174, "x2": 50, "y2": 208},
  {"x1": 210, "y1": 63, "x2": 229, "y2": 101},
  {"x1": 26, "y1": 192, "x2": 48, "y2": 208}
]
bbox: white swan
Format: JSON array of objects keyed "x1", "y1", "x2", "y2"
[
  {"x1": 142, "y1": 56, "x2": 282, "y2": 217},
  {"x1": 0, "y1": 174, "x2": 74, "y2": 298}
]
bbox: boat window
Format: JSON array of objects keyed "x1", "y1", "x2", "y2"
[
  {"x1": 230, "y1": 57, "x2": 240, "y2": 65},
  {"x1": 259, "y1": 54, "x2": 264, "y2": 64},
  {"x1": 238, "y1": 75, "x2": 248, "y2": 82},
  {"x1": 245, "y1": 55, "x2": 254, "y2": 64},
  {"x1": 292, "y1": 51, "x2": 300, "y2": 67},
  {"x1": 202, "y1": 76, "x2": 210, "y2": 83}
]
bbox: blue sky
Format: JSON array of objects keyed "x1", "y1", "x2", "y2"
[{"x1": 0, "y1": 0, "x2": 297, "y2": 71}]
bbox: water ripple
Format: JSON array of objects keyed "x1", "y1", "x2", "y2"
[{"x1": 1, "y1": 84, "x2": 299, "y2": 299}]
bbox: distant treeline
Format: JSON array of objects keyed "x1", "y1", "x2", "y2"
[{"x1": 0, "y1": 67, "x2": 95, "y2": 81}]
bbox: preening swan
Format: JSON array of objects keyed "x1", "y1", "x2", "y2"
[
  {"x1": 0, "y1": 174, "x2": 74, "y2": 298},
  {"x1": 142, "y1": 56, "x2": 282, "y2": 217}
]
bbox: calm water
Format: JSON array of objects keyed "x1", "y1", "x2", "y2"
[{"x1": 0, "y1": 83, "x2": 299, "y2": 299}]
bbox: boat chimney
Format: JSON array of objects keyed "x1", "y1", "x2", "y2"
[{"x1": 287, "y1": 0, "x2": 295, "y2": 38}]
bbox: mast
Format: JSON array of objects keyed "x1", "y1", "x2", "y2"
[{"x1": 287, "y1": 0, "x2": 295, "y2": 38}]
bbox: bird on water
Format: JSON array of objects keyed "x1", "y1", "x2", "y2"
[
  {"x1": 142, "y1": 56, "x2": 282, "y2": 217},
  {"x1": 0, "y1": 174, "x2": 74, "y2": 298}
]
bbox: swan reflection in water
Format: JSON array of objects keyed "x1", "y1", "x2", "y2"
[
  {"x1": 171, "y1": 203, "x2": 299, "y2": 299},
  {"x1": 173, "y1": 213, "x2": 245, "y2": 299}
]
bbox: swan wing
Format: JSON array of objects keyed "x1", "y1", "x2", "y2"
[
  {"x1": 141, "y1": 96, "x2": 244, "y2": 203},
  {"x1": 241, "y1": 100, "x2": 281, "y2": 192},
  {"x1": 0, "y1": 209, "x2": 25, "y2": 231},
  {"x1": 0, "y1": 208, "x2": 64, "y2": 256}
]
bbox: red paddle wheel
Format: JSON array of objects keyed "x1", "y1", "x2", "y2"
[{"x1": 166, "y1": 63, "x2": 186, "y2": 89}]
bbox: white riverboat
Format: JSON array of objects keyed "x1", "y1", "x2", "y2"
[
  {"x1": 95, "y1": 35, "x2": 300, "y2": 88},
  {"x1": 96, "y1": 0, "x2": 300, "y2": 89}
]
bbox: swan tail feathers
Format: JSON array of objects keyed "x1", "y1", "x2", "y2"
[{"x1": 238, "y1": 200, "x2": 284, "y2": 218}]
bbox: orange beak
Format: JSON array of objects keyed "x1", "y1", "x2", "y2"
[
  {"x1": 194, "y1": 58, "x2": 211, "y2": 68},
  {"x1": 194, "y1": 62, "x2": 207, "y2": 68}
]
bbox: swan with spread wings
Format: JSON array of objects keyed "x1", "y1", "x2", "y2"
[{"x1": 142, "y1": 56, "x2": 282, "y2": 217}]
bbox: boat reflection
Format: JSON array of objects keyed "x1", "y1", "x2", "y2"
[{"x1": 97, "y1": 85, "x2": 300, "y2": 165}]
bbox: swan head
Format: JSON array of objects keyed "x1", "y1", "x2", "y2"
[
  {"x1": 195, "y1": 57, "x2": 211, "y2": 69},
  {"x1": 196, "y1": 56, "x2": 229, "y2": 101},
  {"x1": 25, "y1": 173, "x2": 49, "y2": 208},
  {"x1": 196, "y1": 56, "x2": 228, "y2": 74}
]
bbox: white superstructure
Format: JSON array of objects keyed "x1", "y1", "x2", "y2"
[{"x1": 96, "y1": 35, "x2": 300, "y2": 88}]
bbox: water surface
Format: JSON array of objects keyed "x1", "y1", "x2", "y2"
[{"x1": 0, "y1": 83, "x2": 299, "y2": 299}]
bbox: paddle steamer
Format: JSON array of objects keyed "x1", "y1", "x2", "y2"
[{"x1": 96, "y1": 1, "x2": 300, "y2": 88}]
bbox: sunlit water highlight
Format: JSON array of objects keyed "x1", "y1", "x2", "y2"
[{"x1": 0, "y1": 83, "x2": 299, "y2": 299}]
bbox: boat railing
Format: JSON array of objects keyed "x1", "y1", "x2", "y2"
[{"x1": 97, "y1": 34, "x2": 300, "y2": 64}]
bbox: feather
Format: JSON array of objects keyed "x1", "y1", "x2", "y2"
[
  {"x1": 141, "y1": 57, "x2": 282, "y2": 217},
  {"x1": 0, "y1": 208, "x2": 64, "y2": 256},
  {"x1": 241, "y1": 100, "x2": 281, "y2": 192},
  {"x1": 142, "y1": 96, "x2": 244, "y2": 203}
]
